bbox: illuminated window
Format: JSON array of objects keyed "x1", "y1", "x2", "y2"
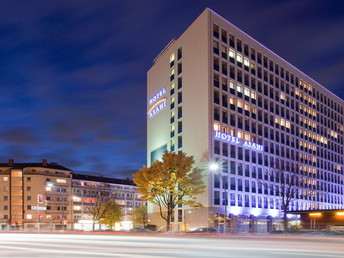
[
  {"x1": 73, "y1": 206, "x2": 81, "y2": 211},
  {"x1": 213, "y1": 122, "x2": 220, "y2": 131},
  {"x1": 244, "y1": 87, "x2": 249, "y2": 97},
  {"x1": 229, "y1": 49, "x2": 235, "y2": 58},
  {"x1": 229, "y1": 81, "x2": 235, "y2": 89},
  {"x1": 280, "y1": 92, "x2": 285, "y2": 100},
  {"x1": 73, "y1": 196, "x2": 81, "y2": 202},
  {"x1": 170, "y1": 53, "x2": 175, "y2": 63},
  {"x1": 237, "y1": 131, "x2": 243, "y2": 139},
  {"x1": 251, "y1": 91, "x2": 256, "y2": 99},
  {"x1": 26, "y1": 214, "x2": 32, "y2": 219},
  {"x1": 244, "y1": 133, "x2": 250, "y2": 141},
  {"x1": 222, "y1": 126, "x2": 228, "y2": 133},
  {"x1": 170, "y1": 82, "x2": 175, "y2": 90},
  {"x1": 170, "y1": 68, "x2": 174, "y2": 76},
  {"x1": 236, "y1": 53, "x2": 242, "y2": 63},
  {"x1": 3, "y1": 177, "x2": 8, "y2": 182},
  {"x1": 229, "y1": 97, "x2": 235, "y2": 105},
  {"x1": 56, "y1": 179, "x2": 66, "y2": 184},
  {"x1": 11, "y1": 171, "x2": 22, "y2": 177},
  {"x1": 237, "y1": 85, "x2": 242, "y2": 93},
  {"x1": 171, "y1": 96, "x2": 174, "y2": 104},
  {"x1": 171, "y1": 110, "x2": 175, "y2": 118},
  {"x1": 46, "y1": 187, "x2": 52, "y2": 191},
  {"x1": 244, "y1": 58, "x2": 249, "y2": 67},
  {"x1": 244, "y1": 103, "x2": 249, "y2": 111},
  {"x1": 237, "y1": 99, "x2": 243, "y2": 108}
]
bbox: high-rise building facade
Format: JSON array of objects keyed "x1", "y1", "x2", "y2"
[{"x1": 147, "y1": 8, "x2": 344, "y2": 232}]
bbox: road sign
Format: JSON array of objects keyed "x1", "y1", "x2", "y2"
[{"x1": 32, "y1": 206, "x2": 47, "y2": 211}]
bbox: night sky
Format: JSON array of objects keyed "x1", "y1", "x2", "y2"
[{"x1": 0, "y1": 0, "x2": 343, "y2": 178}]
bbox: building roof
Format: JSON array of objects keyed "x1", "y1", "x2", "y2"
[
  {"x1": 72, "y1": 173, "x2": 135, "y2": 186},
  {"x1": 0, "y1": 161, "x2": 72, "y2": 171}
]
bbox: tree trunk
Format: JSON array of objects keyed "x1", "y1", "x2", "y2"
[
  {"x1": 283, "y1": 209, "x2": 288, "y2": 233},
  {"x1": 166, "y1": 215, "x2": 171, "y2": 232},
  {"x1": 166, "y1": 209, "x2": 172, "y2": 232},
  {"x1": 92, "y1": 221, "x2": 95, "y2": 231}
]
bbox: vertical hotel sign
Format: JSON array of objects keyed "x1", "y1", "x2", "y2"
[{"x1": 147, "y1": 88, "x2": 167, "y2": 118}]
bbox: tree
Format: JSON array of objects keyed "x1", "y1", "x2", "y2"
[
  {"x1": 86, "y1": 193, "x2": 114, "y2": 231},
  {"x1": 259, "y1": 167, "x2": 317, "y2": 232},
  {"x1": 132, "y1": 205, "x2": 148, "y2": 228},
  {"x1": 133, "y1": 151, "x2": 206, "y2": 232},
  {"x1": 100, "y1": 200, "x2": 123, "y2": 230}
]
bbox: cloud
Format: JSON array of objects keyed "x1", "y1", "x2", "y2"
[{"x1": 0, "y1": 0, "x2": 343, "y2": 179}]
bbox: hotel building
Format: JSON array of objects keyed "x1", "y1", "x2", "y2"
[
  {"x1": 0, "y1": 160, "x2": 145, "y2": 230},
  {"x1": 147, "y1": 8, "x2": 344, "y2": 232}
]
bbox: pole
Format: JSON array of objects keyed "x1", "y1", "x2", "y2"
[
  {"x1": 37, "y1": 205, "x2": 40, "y2": 231},
  {"x1": 218, "y1": 173, "x2": 227, "y2": 234}
]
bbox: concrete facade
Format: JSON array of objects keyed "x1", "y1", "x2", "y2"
[{"x1": 147, "y1": 8, "x2": 344, "y2": 232}]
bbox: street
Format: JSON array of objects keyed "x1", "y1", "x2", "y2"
[{"x1": 0, "y1": 232, "x2": 343, "y2": 257}]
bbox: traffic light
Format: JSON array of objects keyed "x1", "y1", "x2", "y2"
[
  {"x1": 61, "y1": 219, "x2": 68, "y2": 225},
  {"x1": 37, "y1": 194, "x2": 44, "y2": 204},
  {"x1": 43, "y1": 200, "x2": 48, "y2": 206},
  {"x1": 38, "y1": 215, "x2": 44, "y2": 222}
]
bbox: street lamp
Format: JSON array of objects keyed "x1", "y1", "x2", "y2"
[{"x1": 210, "y1": 162, "x2": 228, "y2": 233}]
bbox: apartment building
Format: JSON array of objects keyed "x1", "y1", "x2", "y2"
[
  {"x1": 0, "y1": 160, "x2": 144, "y2": 230},
  {"x1": 0, "y1": 159, "x2": 72, "y2": 230},
  {"x1": 147, "y1": 8, "x2": 344, "y2": 232},
  {"x1": 72, "y1": 174, "x2": 145, "y2": 231}
]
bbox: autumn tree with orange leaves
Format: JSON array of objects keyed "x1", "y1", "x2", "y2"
[{"x1": 133, "y1": 151, "x2": 206, "y2": 232}]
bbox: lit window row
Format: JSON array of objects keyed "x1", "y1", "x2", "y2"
[
  {"x1": 300, "y1": 140, "x2": 317, "y2": 151},
  {"x1": 299, "y1": 189, "x2": 316, "y2": 197},
  {"x1": 300, "y1": 116, "x2": 316, "y2": 129},
  {"x1": 214, "y1": 122, "x2": 249, "y2": 139},
  {"x1": 299, "y1": 80, "x2": 313, "y2": 92},
  {"x1": 237, "y1": 130, "x2": 251, "y2": 141},
  {"x1": 299, "y1": 129, "x2": 328, "y2": 144},
  {"x1": 328, "y1": 130, "x2": 338, "y2": 139},
  {"x1": 233, "y1": 98, "x2": 257, "y2": 114},
  {"x1": 300, "y1": 177, "x2": 316, "y2": 185},
  {"x1": 300, "y1": 165, "x2": 317, "y2": 174},
  {"x1": 229, "y1": 49, "x2": 250, "y2": 68},
  {"x1": 274, "y1": 117, "x2": 291, "y2": 129},
  {"x1": 299, "y1": 152, "x2": 317, "y2": 163},
  {"x1": 229, "y1": 81, "x2": 257, "y2": 100},
  {"x1": 295, "y1": 88, "x2": 316, "y2": 105},
  {"x1": 299, "y1": 104, "x2": 316, "y2": 117}
]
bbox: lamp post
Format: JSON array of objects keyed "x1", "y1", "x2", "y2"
[{"x1": 210, "y1": 163, "x2": 227, "y2": 233}]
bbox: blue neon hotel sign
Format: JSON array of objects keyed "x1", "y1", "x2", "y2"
[{"x1": 214, "y1": 131, "x2": 264, "y2": 151}]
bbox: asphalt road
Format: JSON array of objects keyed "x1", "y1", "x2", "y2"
[{"x1": 0, "y1": 232, "x2": 343, "y2": 258}]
